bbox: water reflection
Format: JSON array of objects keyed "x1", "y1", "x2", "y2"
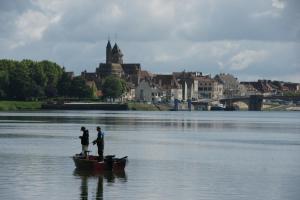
[{"x1": 73, "y1": 169, "x2": 127, "y2": 200}]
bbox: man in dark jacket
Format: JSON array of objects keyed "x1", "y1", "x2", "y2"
[
  {"x1": 79, "y1": 126, "x2": 89, "y2": 156},
  {"x1": 93, "y1": 126, "x2": 104, "y2": 161}
]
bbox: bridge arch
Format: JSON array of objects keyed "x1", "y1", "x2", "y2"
[{"x1": 220, "y1": 95, "x2": 263, "y2": 111}]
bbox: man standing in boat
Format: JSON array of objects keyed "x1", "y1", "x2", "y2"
[
  {"x1": 93, "y1": 126, "x2": 104, "y2": 161},
  {"x1": 79, "y1": 126, "x2": 89, "y2": 156}
]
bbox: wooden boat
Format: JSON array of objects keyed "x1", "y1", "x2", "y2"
[{"x1": 73, "y1": 154, "x2": 127, "y2": 172}]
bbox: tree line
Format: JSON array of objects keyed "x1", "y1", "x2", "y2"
[
  {"x1": 0, "y1": 59, "x2": 94, "y2": 100},
  {"x1": 0, "y1": 59, "x2": 129, "y2": 101}
]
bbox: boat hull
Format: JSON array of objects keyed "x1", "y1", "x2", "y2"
[{"x1": 73, "y1": 155, "x2": 127, "y2": 172}]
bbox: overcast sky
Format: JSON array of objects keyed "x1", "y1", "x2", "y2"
[{"x1": 0, "y1": 0, "x2": 299, "y2": 82}]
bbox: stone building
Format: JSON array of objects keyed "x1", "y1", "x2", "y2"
[
  {"x1": 135, "y1": 80, "x2": 162, "y2": 102},
  {"x1": 122, "y1": 82, "x2": 136, "y2": 101},
  {"x1": 173, "y1": 71, "x2": 201, "y2": 101},
  {"x1": 81, "y1": 70, "x2": 98, "y2": 81},
  {"x1": 152, "y1": 74, "x2": 182, "y2": 102},
  {"x1": 81, "y1": 70, "x2": 101, "y2": 89},
  {"x1": 174, "y1": 71, "x2": 223, "y2": 100},
  {"x1": 97, "y1": 40, "x2": 141, "y2": 86},
  {"x1": 214, "y1": 73, "x2": 241, "y2": 98},
  {"x1": 196, "y1": 75, "x2": 223, "y2": 100},
  {"x1": 239, "y1": 80, "x2": 299, "y2": 96}
]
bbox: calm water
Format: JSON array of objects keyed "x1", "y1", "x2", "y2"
[{"x1": 0, "y1": 110, "x2": 300, "y2": 200}]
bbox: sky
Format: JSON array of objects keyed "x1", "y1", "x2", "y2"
[{"x1": 0, "y1": 0, "x2": 299, "y2": 82}]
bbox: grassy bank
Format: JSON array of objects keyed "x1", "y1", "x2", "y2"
[
  {"x1": 127, "y1": 102, "x2": 172, "y2": 111},
  {"x1": 0, "y1": 101, "x2": 42, "y2": 111},
  {"x1": 127, "y1": 102, "x2": 159, "y2": 111}
]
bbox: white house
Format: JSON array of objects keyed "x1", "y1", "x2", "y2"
[{"x1": 135, "y1": 80, "x2": 161, "y2": 102}]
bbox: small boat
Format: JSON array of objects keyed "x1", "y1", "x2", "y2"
[
  {"x1": 210, "y1": 104, "x2": 225, "y2": 111},
  {"x1": 73, "y1": 154, "x2": 127, "y2": 172}
]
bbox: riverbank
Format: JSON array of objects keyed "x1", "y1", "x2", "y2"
[
  {"x1": 42, "y1": 101, "x2": 172, "y2": 111},
  {"x1": 0, "y1": 101, "x2": 42, "y2": 111},
  {"x1": 42, "y1": 102, "x2": 128, "y2": 110},
  {"x1": 1, "y1": 100, "x2": 299, "y2": 111},
  {"x1": 127, "y1": 102, "x2": 172, "y2": 111},
  {"x1": 0, "y1": 101, "x2": 168, "y2": 111}
]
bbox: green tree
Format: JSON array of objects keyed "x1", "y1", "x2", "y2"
[
  {"x1": 102, "y1": 76, "x2": 126, "y2": 100},
  {"x1": 8, "y1": 62, "x2": 31, "y2": 100},
  {"x1": 0, "y1": 59, "x2": 67, "y2": 100},
  {"x1": 69, "y1": 77, "x2": 93, "y2": 98},
  {"x1": 21, "y1": 60, "x2": 47, "y2": 99},
  {"x1": 0, "y1": 60, "x2": 17, "y2": 99},
  {"x1": 0, "y1": 70, "x2": 9, "y2": 98},
  {"x1": 31, "y1": 62, "x2": 48, "y2": 88},
  {"x1": 40, "y1": 60, "x2": 63, "y2": 85},
  {"x1": 57, "y1": 72, "x2": 72, "y2": 97},
  {"x1": 0, "y1": 59, "x2": 18, "y2": 71},
  {"x1": 40, "y1": 60, "x2": 63, "y2": 97}
]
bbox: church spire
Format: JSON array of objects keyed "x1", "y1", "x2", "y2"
[
  {"x1": 106, "y1": 40, "x2": 112, "y2": 64},
  {"x1": 106, "y1": 40, "x2": 111, "y2": 49}
]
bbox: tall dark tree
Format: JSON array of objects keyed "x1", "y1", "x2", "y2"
[
  {"x1": 31, "y1": 62, "x2": 47, "y2": 88},
  {"x1": 57, "y1": 71, "x2": 72, "y2": 97},
  {"x1": 102, "y1": 76, "x2": 127, "y2": 100},
  {"x1": 0, "y1": 70, "x2": 9, "y2": 98},
  {"x1": 8, "y1": 63, "x2": 31, "y2": 100},
  {"x1": 69, "y1": 77, "x2": 93, "y2": 98},
  {"x1": 40, "y1": 60, "x2": 63, "y2": 97},
  {"x1": 41, "y1": 60, "x2": 63, "y2": 86}
]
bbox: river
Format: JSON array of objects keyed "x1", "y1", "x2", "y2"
[{"x1": 0, "y1": 110, "x2": 299, "y2": 200}]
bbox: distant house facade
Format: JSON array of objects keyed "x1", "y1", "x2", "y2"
[
  {"x1": 196, "y1": 76, "x2": 223, "y2": 100},
  {"x1": 214, "y1": 73, "x2": 241, "y2": 98},
  {"x1": 122, "y1": 83, "x2": 136, "y2": 101},
  {"x1": 65, "y1": 71, "x2": 75, "y2": 79},
  {"x1": 152, "y1": 74, "x2": 182, "y2": 102},
  {"x1": 240, "y1": 80, "x2": 300, "y2": 96},
  {"x1": 173, "y1": 71, "x2": 201, "y2": 101},
  {"x1": 81, "y1": 70, "x2": 98, "y2": 81},
  {"x1": 135, "y1": 80, "x2": 161, "y2": 102},
  {"x1": 283, "y1": 83, "x2": 300, "y2": 92}
]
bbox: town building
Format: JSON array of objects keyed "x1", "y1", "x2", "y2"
[
  {"x1": 152, "y1": 74, "x2": 182, "y2": 102},
  {"x1": 81, "y1": 70, "x2": 98, "y2": 82},
  {"x1": 240, "y1": 80, "x2": 300, "y2": 96},
  {"x1": 196, "y1": 75, "x2": 223, "y2": 100},
  {"x1": 214, "y1": 73, "x2": 241, "y2": 98},
  {"x1": 173, "y1": 71, "x2": 201, "y2": 101},
  {"x1": 135, "y1": 80, "x2": 162, "y2": 102},
  {"x1": 122, "y1": 83, "x2": 136, "y2": 101}
]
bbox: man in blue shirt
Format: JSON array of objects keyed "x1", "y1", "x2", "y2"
[{"x1": 93, "y1": 126, "x2": 104, "y2": 161}]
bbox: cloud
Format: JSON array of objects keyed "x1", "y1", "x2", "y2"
[
  {"x1": 272, "y1": 0, "x2": 285, "y2": 9},
  {"x1": 229, "y1": 50, "x2": 269, "y2": 70},
  {"x1": 0, "y1": 0, "x2": 299, "y2": 82},
  {"x1": 11, "y1": 10, "x2": 60, "y2": 48}
]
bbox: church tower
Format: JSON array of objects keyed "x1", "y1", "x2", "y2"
[
  {"x1": 106, "y1": 40, "x2": 112, "y2": 64},
  {"x1": 111, "y1": 43, "x2": 123, "y2": 64}
]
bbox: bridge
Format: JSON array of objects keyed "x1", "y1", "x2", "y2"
[{"x1": 220, "y1": 95, "x2": 300, "y2": 111}]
